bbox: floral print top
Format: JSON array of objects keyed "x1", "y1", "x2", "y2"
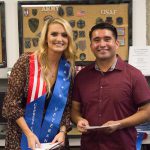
[{"x1": 2, "y1": 53, "x2": 71, "y2": 150}]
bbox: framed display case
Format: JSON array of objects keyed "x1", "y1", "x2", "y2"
[
  {"x1": 0, "y1": 1, "x2": 6, "y2": 68},
  {"x1": 18, "y1": 0, "x2": 132, "y2": 66}
]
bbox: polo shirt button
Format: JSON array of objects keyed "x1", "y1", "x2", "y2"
[
  {"x1": 99, "y1": 114, "x2": 102, "y2": 117},
  {"x1": 100, "y1": 86, "x2": 103, "y2": 88}
]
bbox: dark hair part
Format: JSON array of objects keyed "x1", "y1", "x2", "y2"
[{"x1": 89, "y1": 22, "x2": 118, "y2": 40}]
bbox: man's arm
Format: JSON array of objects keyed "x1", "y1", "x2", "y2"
[
  {"x1": 103, "y1": 103, "x2": 150, "y2": 134},
  {"x1": 120, "y1": 102, "x2": 150, "y2": 128},
  {"x1": 71, "y1": 101, "x2": 89, "y2": 133}
]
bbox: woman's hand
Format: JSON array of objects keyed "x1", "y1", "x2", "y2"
[
  {"x1": 16, "y1": 117, "x2": 41, "y2": 149},
  {"x1": 51, "y1": 131, "x2": 66, "y2": 145},
  {"x1": 26, "y1": 132, "x2": 41, "y2": 150}
]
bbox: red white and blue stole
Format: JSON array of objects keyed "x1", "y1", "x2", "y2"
[{"x1": 21, "y1": 54, "x2": 71, "y2": 150}]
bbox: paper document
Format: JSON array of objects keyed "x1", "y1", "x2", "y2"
[
  {"x1": 86, "y1": 123, "x2": 120, "y2": 130},
  {"x1": 35, "y1": 142, "x2": 62, "y2": 150}
]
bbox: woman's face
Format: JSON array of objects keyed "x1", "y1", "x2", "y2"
[{"x1": 46, "y1": 23, "x2": 69, "y2": 54}]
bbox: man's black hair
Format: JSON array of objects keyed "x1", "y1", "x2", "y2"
[{"x1": 89, "y1": 22, "x2": 118, "y2": 40}]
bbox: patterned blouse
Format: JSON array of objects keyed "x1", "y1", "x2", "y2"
[{"x1": 2, "y1": 53, "x2": 72, "y2": 150}]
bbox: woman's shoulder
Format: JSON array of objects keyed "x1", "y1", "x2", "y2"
[
  {"x1": 19, "y1": 52, "x2": 32, "y2": 60},
  {"x1": 12, "y1": 52, "x2": 32, "y2": 70}
]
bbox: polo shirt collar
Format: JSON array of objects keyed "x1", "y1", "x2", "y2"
[
  {"x1": 115, "y1": 55, "x2": 126, "y2": 71},
  {"x1": 90, "y1": 55, "x2": 126, "y2": 71}
]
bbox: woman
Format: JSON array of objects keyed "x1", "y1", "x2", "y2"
[{"x1": 2, "y1": 17, "x2": 76, "y2": 150}]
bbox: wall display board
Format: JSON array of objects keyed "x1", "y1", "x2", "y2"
[
  {"x1": 18, "y1": 0, "x2": 132, "y2": 66},
  {"x1": 0, "y1": 2, "x2": 6, "y2": 68}
]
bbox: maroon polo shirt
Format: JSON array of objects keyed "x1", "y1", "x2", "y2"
[{"x1": 72, "y1": 56, "x2": 150, "y2": 150}]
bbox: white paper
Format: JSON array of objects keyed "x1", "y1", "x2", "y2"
[
  {"x1": 128, "y1": 46, "x2": 150, "y2": 76},
  {"x1": 85, "y1": 123, "x2": 120, "y2": 130},
  {"x1": 35, "y1": 142, "x2": 62, "y2": 150}
]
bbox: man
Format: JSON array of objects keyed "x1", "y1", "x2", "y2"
[{"x1": 71, "y1": 22, "x2": 150, "y2": 150}]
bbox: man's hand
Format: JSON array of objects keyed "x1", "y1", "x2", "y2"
[
  {"x1": 77, "y1": 118, "x2": 89, "y2": 133},
  {"x1": 101, "y1": 120, "x2": 121, "y2": 134}
]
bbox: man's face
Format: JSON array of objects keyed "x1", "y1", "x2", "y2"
[{"x1": 90, "y1": 29, "x2": 119, "y2": 61}]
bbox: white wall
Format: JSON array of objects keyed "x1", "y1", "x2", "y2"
[
  {"x1": 133, "y1": 0, "x2": 146, "y2": 46},
  {"x1": 0, "y1": 0, "x2": 147, "y2": 78}
]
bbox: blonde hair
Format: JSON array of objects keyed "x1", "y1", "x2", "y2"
[{"x1": 35, "y1": 17, "x2": 76, "y2": 93}]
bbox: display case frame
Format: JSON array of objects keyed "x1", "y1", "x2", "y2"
[
  {"x1": 0, "y1": 1, "x2": 6, "y2": 68},
  {"x1": 18, "y1": 0, "x2": 132, "y2": 66}
]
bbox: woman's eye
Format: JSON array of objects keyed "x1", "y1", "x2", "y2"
[
  {"x1": 62, "y1": 33, "x2": 68, "y2": 38},
  {"x1": 51, "y1": 32, "x2": 58, "y2": 36}
]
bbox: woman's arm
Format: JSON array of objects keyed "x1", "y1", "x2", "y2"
[{"x1": 16, "y1": 117, "x2": 41, "y2": 149}]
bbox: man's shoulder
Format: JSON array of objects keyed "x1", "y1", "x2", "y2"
[{"x1": 124, "y1": 62, "x2": 144, "y2": 77}]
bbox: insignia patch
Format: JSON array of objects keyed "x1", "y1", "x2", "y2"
[
  {"x1": 24, "y1": 38, "x2": 31, "y2": 49},
  {"x1": 66, "y1": 6, "x2": 74, "y2": 16},
  {"x1": 32, "y1": 38, "x2": 39, "y2": 47},
  {"x1": 77, "y1": 19, "x2": 85, "y2": 29},
  {"x1": 73, "y1": 30, "x2": 78, "y2": 41},
  {"x1": 80, "y1": 53, "x2": 86, "y2": 61},
  {"x1": 24, "y1": 8, "x2": 29, "y2": 17},
  {"x1": 105, "y1": 17, "x2": 113, "y2": 24},
  {"x1": 32, "y1": 9, "x2": 38, "y2": 16},
  {"x1": 78, "y1": 40, "x2": 86, "y2": 51},
  {"x1": 58, "y1": 7, "x2": 64, "y2": 16},
  {"x1": 28, "y1": 18, "x2": 39, "y2": 33},
  {"x1": 79, "y1": 31, "x2": 85, "y2": 38},
  {"x1": 116, "y1": 17, "x2": 123, "y2": 25},
  {"x1": 69, "y1": 20, "x2": 75, "y2": 28},
  {"x1": 96, "y1": 17, "x2": 104, "y2": 24}
]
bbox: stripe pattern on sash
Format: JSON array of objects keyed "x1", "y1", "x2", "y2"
[{"x1": 27, "y1": 54, "x2": 46, "y2": 104}]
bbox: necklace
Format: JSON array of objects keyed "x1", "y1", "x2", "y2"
[{"x1": 49, "y1": 67, "x2": 58, "y2": 79}]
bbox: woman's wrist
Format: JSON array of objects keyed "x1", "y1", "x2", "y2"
[
  {"x1": 60, "y1": 126, "x2": 66, "y2": 133},
  {"x1": 59, "y1": 130, "x2": 66, "y2": 134}
]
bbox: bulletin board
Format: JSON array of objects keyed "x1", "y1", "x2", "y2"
[
  {"x1": 18, "y1": 0, "x2": 132, "y2": 65},
  {"x1": 0, "y1": 2, "x2": 6, "y2": 68}
]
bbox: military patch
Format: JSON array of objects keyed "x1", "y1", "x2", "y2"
[
  {"x1": 78, "y1": 40, "x2": 86, "y2": 51},
  {"x1": 116, "y1": 17, "x2": 123, "y2": 25},
  {"x1": 96, "y1": 17, "x2": 104, "y2": 24},
  {"x1": 32, "y1": 9, "x2": 38, "y2": 16},
  {"x1": 69, "y1": 20, "x2": 75, "y2": 28},
  {"x1": 105, "y1": 17, "x2": 113, "y2": 24},
  {"x1": 24, "y1": 8, "x2": 29, "y2": 17},
  {"x1": 66, "y1": 6, "x2": 74, "y2": 16},
  {"x1": 77, "y1": 19, "x2": 85, "y2": 29},
  {"x1": 79, "y1": 31, "x2": 85, "y2": 38},
  {"x1": 32, "y1": 38, "x2": 39, "y2": 47},
  {"x1": 58, "y1": 7, "x2": 64, "y2": 16},
  {"x1": 80, "y1": 53, "x2": 86, "y2": 61},
  {"x1": 73, "y1": 30, "x2": 78, "y2": 41},
  {"x1": 24, "y1": 38, "x2": 31, "y2": 49},
  {"x1": 28, "y1": 18, "x2": 39, "y2": 33}
]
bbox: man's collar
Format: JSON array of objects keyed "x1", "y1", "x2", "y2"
[{"x1": 91, "y1": 55, "x2": 126, "y2": 72}]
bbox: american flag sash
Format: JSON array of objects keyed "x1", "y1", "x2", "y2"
[{"x1": 27, "y1": 54, "x2": 46, "y2": 104}]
